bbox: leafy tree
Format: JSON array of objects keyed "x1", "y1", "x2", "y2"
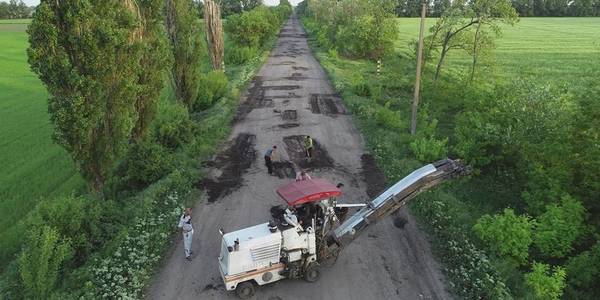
[
  {"x1": 454, "y1": 81, "x2": 575, "y2": 214},
  {"x1": 424, "y1": 0, "x2": 517, "y2": 80},
  {"x1": 473, "y1": 208, "x2": 533, "y2": 264},
  {"x1": 534, "y1": 195, "x2": 586, "y2": 258},
  {"x1": 533, "y1": 0, "x2": 548, "y2": 15},
  {"x1": 2, "y1": 0, "x2": 30, "y2": 19},
  {"x1": 469, "y1": 0, "x2": 518, "y2": 82},
  {"x1": 403, "y1": 0, "x2": 424, "y2": 16},
  {"x1": 221, "y1": 0, "x2": 243, "y2": 16},
  {"x1": 28, "y1": 0, "x2": 156, "y2": 191},
  {"x1": 305, "y1": 0, "x2": 399, "y2": 59},
  {"x1": 525, "y1": 263, "x2": 566, "y2": 300},
  {"x1": 225, "y1": 6, "x2": 279, "y2": 48},
  {"x1": 165, "y1": 0, "x2": 206, "y2": 109},
  {"x1": 132, "y1": 0, "x2": 172, "y2": 141},
  {"x1": 512, "y1": 0, "x2": 535, "y2": 15},
  {"x1": 432, "y1": 0, "x2": 451, "y2": 16},
  {"x1": 19, "y1": 226, "x2": 72, "y2": 299},
  {"x1": 0, "y1": 2, "x2": 9, "y2": 18},
  {"x1": 565, "y1": 242, "x2": 600, "y2": 299},
  {"x1": 241, "y1": 0, "x2": 263, "y2": 11}
]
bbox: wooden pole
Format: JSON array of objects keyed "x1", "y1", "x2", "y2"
[
  {"x1": 204, "y1": 0, "x2": 224, "y2": 71},
  {"x1": 410, "y1": 0, "x2": 427, "y2": 136}
]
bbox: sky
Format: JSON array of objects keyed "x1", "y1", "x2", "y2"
[{"x1": 5, "y1": 0, "x2": 304, "y2": 7}]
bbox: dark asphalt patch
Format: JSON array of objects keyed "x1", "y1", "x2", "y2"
[
  {"x1": 263, "y1": 85, "x2": 301, "y2": 91},
  {"x1": 292, "y1": 66, "x2": 309, "y2": 71},
  {"x1": 272, "y1": 161, "x2": 296, "y2": 179},
  {"x1": 196, "y1": 134, "x2": 256, "y2": 203},
  {"x1": 283, "y1": 135, "x2": 334, "y2": 169},
  {"x1": 272, "y1": 61, "x2": 296, "y2": 66},
  {"x1": 234, "y1": 79, "x2": 299, "y2": 122},
  {"x1": 309, "y1": 94, "x2": 346, "y2": 115},
  {"x1": 271, "y1": 93, "x2": 301, "y2": 99},
  {"x1": 360, "y1": 153, "x2": 387, "y2": 198},
  {"x1": 278, "y1": 123, "x2": 300, "y2": 129},
  {"x1": 278, "y1": 33, "x2": 308, "y2": 38},
  {"x1": 393, "y1": 216, "x2": 408, "y2": 229},
  {"x1": 282, "y1": 110, "x2": 297, "y2": 120}
]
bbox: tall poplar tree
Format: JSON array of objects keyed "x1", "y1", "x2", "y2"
[
  {"x1": 165, "y1": 0, "x2": 205, "y2": 109},
  {"x1": 28, "y1": 0, "x2": 167, "y2": 191}
]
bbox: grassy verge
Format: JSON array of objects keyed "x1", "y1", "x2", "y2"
[
  {"x1": 0, "y1": 21, "x2": 277, "y2": 300},
  {"x1": 301, "y1": 17, "x2": 513, "y2": 299},
  {"x1": 0, "y1": 20, "x2": 85, "y2": 268},
  {"x1": 395, "y1": 17, "x2": 600, "y2": 88},
  {"x1": 66, "y1": 39, "x2": 273, "y2": 299}
]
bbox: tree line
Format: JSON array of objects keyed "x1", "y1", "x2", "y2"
[
  {"x1": 3, "y1": 1, "x2": 292, "y2": 298},
  {"x1": 0, "y1": 0, "x2": 34, "y2": 19},
  {"x1": 299, "y1": 0, "x2": 600, "y2": 299},
  {"x1": 395, "y1": 0, "x2": 600, "y2": 17}
]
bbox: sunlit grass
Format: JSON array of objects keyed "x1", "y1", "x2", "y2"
[
  {"x1": 396, "y1": 17, "x2": 600, "y2": 85},
  {"x1": 0, "y1": 20, "x2": 85, "y2": 263}
]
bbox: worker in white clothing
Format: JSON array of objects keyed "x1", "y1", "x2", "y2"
[
  {"x1": 178, "y1": 207, "x2": 194, "y2": 260},
  {"x1": 295, "y1": 170, "x2": 311, "y2": 181}
]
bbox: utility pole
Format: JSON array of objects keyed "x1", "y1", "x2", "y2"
[{"x1": 411, "y1": 0, "x2": 427, "y2": 135}]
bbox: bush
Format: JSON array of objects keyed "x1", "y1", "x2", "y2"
[
  {"x1": 410, "y1": 136, "x2": 448, "y2": 162},
  {"x1": 473, "y1": 208, "x2": 534, "y2": 265},
  {"x1": 19, "y1": 226, "x2": 72, "y2": 299},
  {"x1": 534, "y1": 195, "x2": 586, "y2": 258},
  {"x1": 374, "y1": 104, "x2": 404, "y2": 130},
  {"x1": 89, "y1": 170, "x2": 192, "y2": 298},
  {"x1": 225, "y1": 6, "x2": 279, "y2": 48},
  {"x1": 565, "y1": 242, "x2": 600, "y2": 300},
  {"x1": 225, "y1": 45, "x2": 259, "y2": 65},
  {"x1": 412, "y1": 192, "x2": 512, "y2": 299},
  {"x1": 351, "y1": 75, "x2": 372, "y2": 97},
  {"x1": 120, "y1": 141, "x2": 175, "y2": 189},
  {"x1": 302, "y1": 0, "x2": 398, "y2": 59},
  {"x1": 152, "y1": 103, "x2": 195, "y2": 150},
  {"x1": 336, "y1": 13, "x2": 398, "y2": 59},
  {"x1": 196, "y1": 71, "x2": 229, "y2": 110},
  {"x1": 25, "y1": 195, "x2": 104, "y2": 267},
  {"x1": 525, "y1": 263, "x2": 566, "y2": 300}
]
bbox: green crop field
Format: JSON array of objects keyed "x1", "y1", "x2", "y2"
[
  {"x1": 0, "y1": 20, "x2": 84, "y2": 261},
  {"x1": 396, "y1": 17, "x2": 600, "y2": 85}
]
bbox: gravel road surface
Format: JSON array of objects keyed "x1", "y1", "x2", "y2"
[{"x1": 147, "y1": 14, "x2": 451, "y2": 300}]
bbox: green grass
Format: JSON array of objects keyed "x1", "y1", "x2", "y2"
[
  {"x1": 0, "y1": 21, "x2": 85, "y2": 264},
  {"x1": 396, "y1": 17, "x2": 600, "y2": 86}
]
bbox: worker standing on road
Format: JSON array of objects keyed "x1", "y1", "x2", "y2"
[
  {"x1": 305, "y1": 135, "x2": 314, "y2": 158},
  {"x1": 178, "y1": 208, "x2": 194, "y2": 260},
  {"x1": 264, "y1": 145, "x2": 277, "y2": 175},
  {"x1": 295, "y1": 170, "x2": 312, "y2": 181}
]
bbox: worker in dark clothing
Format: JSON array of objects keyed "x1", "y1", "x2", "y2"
[
  {"x1": 264, "y1": 145, "x2": 277, "y2": 175},
  {"x1": 305, "y1": 135, "x2": 314, "y2": 158}
]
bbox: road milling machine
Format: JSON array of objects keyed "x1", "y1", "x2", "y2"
[{"x1": 217, "y1": 158, "x2": 469, "y2": 298}]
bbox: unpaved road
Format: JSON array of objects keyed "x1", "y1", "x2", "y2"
[{"x1": 147, "y1": 15, "x2": 451, "y2": 300}]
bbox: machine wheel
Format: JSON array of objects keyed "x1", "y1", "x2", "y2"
[
  {"x1": 236, "y1": 281, "x2": 255, "y2": 299},
  {"x1": 303, "y1": 263, "x2": 321, "y2": 282}
]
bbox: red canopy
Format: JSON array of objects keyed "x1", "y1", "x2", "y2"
[{"x1": 276, "y1": 178, "x2": 342, "y2": 206}]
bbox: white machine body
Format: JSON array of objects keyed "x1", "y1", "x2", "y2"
[{"x1": 218, "y1": 221, "x2": 317, "y2": 291}]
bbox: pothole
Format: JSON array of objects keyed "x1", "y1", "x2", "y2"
[
  {"x1": 360, "y1": 153, "x2": 387, "y2": 198},
  {"x1": 272, "y1": 161, "x2": 296, "y2": 179},
  {"x1": 393, "y1": 217, "x2": 408, "y2": 229},
  {"x1": 263, "y1": 85, "x2": 302, "y2": 91},
  {"x1": 283, "y1": 135, "x2": 334, "y2": 169},
  {"x1": 196, "y1": 134, "x2": 256, "y2": 203},
  {"x1": 292, "y1": 66, "x2": 309, "y2": 71},
  {"x1": 278, "y1": 123, "x2": 300, "y2": 129},
  {"x1": 282, "y1": 109, "x2": 297, "y2": 120},
  {"x1": 309, "y1": 94, "x2": 346, "y2": 115}
]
